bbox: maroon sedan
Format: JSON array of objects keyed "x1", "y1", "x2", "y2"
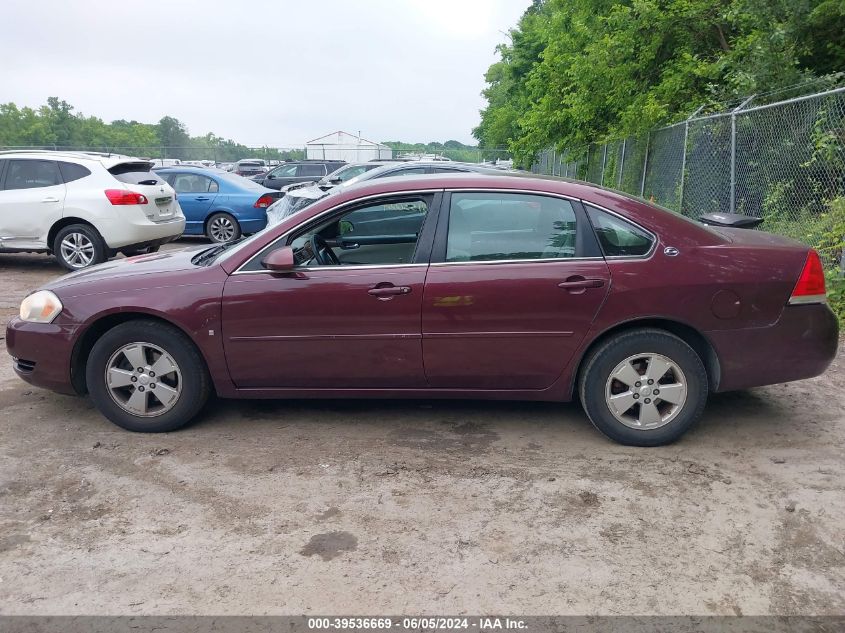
[{"x1": 6, "y1": 174, "x2": 838, "y2": 446}]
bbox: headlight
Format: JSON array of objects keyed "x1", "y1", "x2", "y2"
[{"x1": 19, "y1": 290, "x2": 63, "y2": 323}]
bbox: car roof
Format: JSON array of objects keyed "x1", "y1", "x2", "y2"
[
  {"x1": 0, "y1": 150, "x2": 149, "y2": 169},
  {"x1": 323, "y1": 172, "x2": 679, "y2": 230}
]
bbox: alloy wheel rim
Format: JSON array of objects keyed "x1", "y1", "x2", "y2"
[
  {"x1": 105, "y1": 342, "x2": 182, "y2": 418},
  {"x1": 60, "y1": 232, "x2": 95, "y2": 268},
  {"x1": 209, "y1": 217, "x2": 235, "y2": 242},
  {"x1": 604, "y1": 353, "x2": 687, "y2": 430}
]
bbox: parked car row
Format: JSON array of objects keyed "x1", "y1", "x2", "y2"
[{"x1": 0, "y1": 151, "x2": 516, "y2": 270}]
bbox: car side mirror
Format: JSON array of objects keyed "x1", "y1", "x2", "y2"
[
  {"x1": 329, "y1": 177, "x2": 342, "y2": 185},
  {"x1": 267, "y1": 174, "x2": 276, "y2": 179},
  {"x1": 261, "y1": 246, "x2": 295, "y2": 271}
]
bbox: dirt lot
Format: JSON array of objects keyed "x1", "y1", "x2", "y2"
[{"x1": 0, "y1": 245, "x2": 843, "y2": 616}]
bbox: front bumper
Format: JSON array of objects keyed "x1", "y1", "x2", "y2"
[
  {"x1": 6, "y1": 317, "x2": 78, "y2": 395},
  {"x1": 708, "y1": 303, "x2": 839, "y2": 392}
]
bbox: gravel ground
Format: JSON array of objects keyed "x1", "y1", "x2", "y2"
[{"x1": 0, "y1": 245, "x2": 843, "y2": 616}]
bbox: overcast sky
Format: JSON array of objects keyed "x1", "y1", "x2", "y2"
[{"x1": 2, "y1": 0, "x2": 529, "y2": 147}]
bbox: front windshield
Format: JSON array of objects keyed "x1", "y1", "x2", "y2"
[
  {"x1": 266, "y1": 187, "x2": 330, "y2": 225},
  {"x1": 193, "y1": 189, "x2": 330, "y2": 267}
]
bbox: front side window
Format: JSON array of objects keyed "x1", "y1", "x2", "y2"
[
  {"x1": 297, "y1": 164, "x2": 326, "y2": 177},
  {"x1": 445, "y1": 192, "x2": 577, "y2": 262},
  {"x1": 586, "y1": 206, "x2": 654, "y2": 257},
  {"x1": 5, "y1": 160, "x2": 62, "y2": 190},
  {"x1": 287, "y1": 197, "x2": 430, "y2": 267},
  {"x1": 171, "y1": 173, "x2": 217, "y2": 193}
]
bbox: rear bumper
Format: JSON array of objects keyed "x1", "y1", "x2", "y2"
[
  {"x1": 97, "y1": 215, "x2": 186, "y2": 249},
  {"x1": 6, "y1": 317, "x2": 78, "y2": 395},
  {"x1": 708, "y1": 303, "x2": 839, "y2": 392}
]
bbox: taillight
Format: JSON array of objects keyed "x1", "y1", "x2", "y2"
[
  {"x1": 788, "y1": 249, "x2": 827, "y2": 305},
  {"x1": 105, "y1": 189, "x2": 148, "y2": 205},
  {"x1": 254, "y1": 194, "x2": 274, "y2": 208}
]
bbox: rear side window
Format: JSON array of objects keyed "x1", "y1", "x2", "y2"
[
  {"x1": 5, "y1": 160, "x2": 62, "y2": 190},
  {"x1": 446, "y1": 192, "x2": 577, "y2": 262},
  {"x1": 171, "y1": 173, "x2": 218, "y2": 193},
  {"x1": 109, "y1": 162, "x2": 163, "y2": 186},
  {"x1": 58, "y1": 161, "x2": 91, "y2": 183},
  {"x1": 297, "y1": 164, "x2": 326, "y2": 177},
  {"x1": 586, "y1": 206, "x2": 654, "y2": 257},
  {"x1": 270, "y1": 164, "x2": 298, "y2": 177}
]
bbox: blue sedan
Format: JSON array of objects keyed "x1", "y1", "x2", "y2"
[{"x1": 156, "y1": 167, "x2": 278, "y2": 242}]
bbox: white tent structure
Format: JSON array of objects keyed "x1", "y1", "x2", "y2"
[{"x1": 306, "y1": 131, "x2": 392, "y2": 162}]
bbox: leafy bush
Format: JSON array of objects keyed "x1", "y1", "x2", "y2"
[
  {"x1": 827, "y1": 270, "x2": 845, "y2": 328},
  {"x1": 762, "y1": 196, "x2": 844, "y2": 327}
]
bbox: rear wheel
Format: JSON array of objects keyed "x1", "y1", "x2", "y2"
[
  {"x1": 578, "y1": 329, "x2": 708, "y2": 446},
  {"x1": 205, "y1": 212, "x2": 240, "y2": 243},
  {"x1": 86, "y1": 320, "x2": 211, "y2": 432},
  {"x1": 53, "y1": 224, "x2": 107, "y2": 270}
]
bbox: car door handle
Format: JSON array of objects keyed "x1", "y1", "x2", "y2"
[
  {"x1": 42, "y1": 196, "x2": 60, "y2": 203},
  {"x1": 195, "y1": 196, "x2": 210, "y2": 201},
  {"x1": 368, "y1": 285, "x2": 412, "y2": 298},
  {"x1": 558, "y1": 277, "x2": 605, "y2": 291}
]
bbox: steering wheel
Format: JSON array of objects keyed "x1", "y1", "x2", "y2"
[{"x1": 309, "y1": 234, "x2": 341, "y2": 266}]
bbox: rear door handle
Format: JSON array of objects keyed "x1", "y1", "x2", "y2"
[{"x1": 558, "y1": 277, "x2": 605, "y2": 291}]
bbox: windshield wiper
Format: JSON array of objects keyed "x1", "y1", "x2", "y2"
[{"x1": 191, "y1": 237, "x2": 246, "y2": 266}]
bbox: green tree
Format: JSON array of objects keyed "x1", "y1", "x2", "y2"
[{"x1": 475, "y1": 0, "x2": 845, "y2": 165}]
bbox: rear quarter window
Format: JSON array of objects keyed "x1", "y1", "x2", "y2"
[
  {"x1": 109, "y1": 162, "x2": 164, "y2": 186},
  {"x1": 586, "y1": 206, "x2": 654, "y2": 257},
  {"x1": 58, "y1": 161, "x2": 92, "y2": 183}
]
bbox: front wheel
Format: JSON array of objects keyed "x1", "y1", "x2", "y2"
[
  {"x1": 205, "y1": 212, "x2": 241, "y2": 243},
  {"x1": 86, "y1": 320, "x2": 211, "y2": 432},
  {"x1": 578, "y1": 329, "x2": 708, "y2": 446}
]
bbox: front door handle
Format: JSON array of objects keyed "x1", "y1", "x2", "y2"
[
  {"x1": 368, "y1": 284, "x2": 412, "y2": 299},
  {"x1": 195, "y1": 196, "x2": 210, "y2": 201},
  {"x1": 42, "y1": 196, "x2": 60, "y2": 203},
  {"x1": 558, "y1": 277, "x2": 605, "y2": 293}
]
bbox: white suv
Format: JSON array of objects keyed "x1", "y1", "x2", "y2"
[{"x1": 0, "y1": 151, "x2": 186, "y2": 270}]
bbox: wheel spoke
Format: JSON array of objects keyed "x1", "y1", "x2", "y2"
[
  {"x1": 638, "y1": 401, "x2": 662, "y2": 426},
  {"x1": 150, "y1": 354, "x2": 177, "y2": 377},
  {"x1": 107, "y1": 367, "x2": 135, "y2": 388},
  {"x1": 608, "y1": 391, "x2": 637, "y2": 416},
  {"x1": 612, "y1": 361, "x2": 641, "y2": 387},
  {"x1": 152, "y1": 383, "x2": 179, "y2": 406},
  {"x1": 121, "y1": 344, "x2": 147, "y2": 370},
  {"x1": 646, "y1": 356, "x2": 672, "y2": 382},
  {"x1": 656, "y1": 383, "x2": 685, "y2": 405},
  {"x1": 125, "y1": 388, "x2": 149, "y2": 414}
]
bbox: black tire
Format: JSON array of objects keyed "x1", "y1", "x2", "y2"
[
  {"x1": 86, "y1": 320, "x2": 211, "y2": 433},
  {"x1": 205, "y1": 212, "x2": 241, "y2": 243},
  {"x1": 122, "y1": 245, "x2": 160, "y2": 257},
  {"x1": 53, "y1": 224, "x2": 107, "y2": 271},
  {"x1": 578, "y1": 328, "x2": 708, "y2": 446}
]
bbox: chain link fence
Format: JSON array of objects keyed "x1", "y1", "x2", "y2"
[{"x1": 533, "y1": 86, "x2": 845, "y2": 268}]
